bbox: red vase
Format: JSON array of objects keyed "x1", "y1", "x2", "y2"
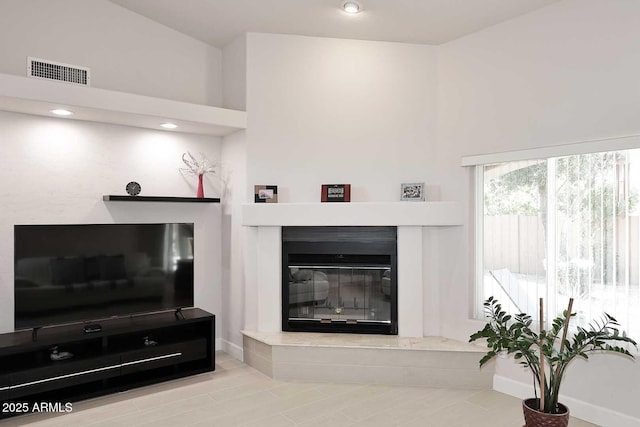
[{"x1": 196, "y1": 174, "x2": 204, "y2": 198}]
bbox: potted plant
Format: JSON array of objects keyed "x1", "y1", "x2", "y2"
[{"x1": 470, "y1": 296, "x2": 637, "y2": 427}]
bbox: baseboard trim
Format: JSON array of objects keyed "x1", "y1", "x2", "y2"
[
  {"x1": 220, "y1": 339, "x2": 244, "y2": 361},
  {"x1": 493, "y1": 375, "x2": 640, "y2": 427}
]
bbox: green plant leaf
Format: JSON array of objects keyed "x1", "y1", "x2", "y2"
[
  {"x1": 470, "y1": 297, "x2": 637, "y2": 414},
  {"x1": 479, "y1": 352, "x2": 496, "y2": 367}
]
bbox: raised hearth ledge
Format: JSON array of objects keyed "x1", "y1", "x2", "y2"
[
  {"x1": 241, "y1": 201, "x2": 463, "y2": 226},
  {"x1": 242, "y1": 331, "x2": 492, "y2": 389},
  {"x1": 242, "y1": 330, "x2": 484, "y2": 352}
]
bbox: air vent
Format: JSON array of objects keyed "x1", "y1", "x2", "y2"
[{"x1": 27, "y1": 57, "x2": 90, "y2": 86}]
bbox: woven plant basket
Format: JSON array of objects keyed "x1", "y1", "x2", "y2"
[{"x1": 522, "y1": 398, "x2": 569, "y2": 427}]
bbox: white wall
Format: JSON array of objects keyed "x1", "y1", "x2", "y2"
[
  {"x1": 0, "y1": 112, "x2": 224, "y2": 341},
  {"x1": 223, "y1": 35, "x2": 247, "y2": 112},
  {"x1": 0, "y1": 0, "x2": 222, "y2": 106},
  {"x1": 220, "y1": 36, "x2": 248, "y2": 358},
  {"x1": 224, "y1": 33, "x2": 441, "y2": 353},
  {"x1": 245, "y1": 33, "x2": 438, "y2": 203},
  {"x1": 437, "y1": 0, "x2": 640, "y2": 424},
  {"x1": 0, "y1": 0, "x2": 225, "y2": 345},
  {"x1": 219, "y1": 131, "x2": 246, "y2": 359}
]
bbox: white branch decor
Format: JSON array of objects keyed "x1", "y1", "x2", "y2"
[
  {"x1": 179, "y1": 152, "x2": 223, "y2": 198},
  {"x1": 180, "y1": 152, "x2": 220, "y2": 176}
]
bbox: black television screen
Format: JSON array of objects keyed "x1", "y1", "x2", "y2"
[{"x1": 14, "y1": 223, "x2": 194, "y2": 330}]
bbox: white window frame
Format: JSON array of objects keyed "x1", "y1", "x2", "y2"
[{"x1": 473, "y1": 166, "x2": 484, "y2": 319}]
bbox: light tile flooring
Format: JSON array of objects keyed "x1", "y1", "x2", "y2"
[{"x1": 2, "y1": 352, "x2": 597, "y2": 427}]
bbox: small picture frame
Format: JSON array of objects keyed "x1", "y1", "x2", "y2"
[
  {"x1": 400, "y1": 183, "x2": 425, "y2": 201},
  {"x1": 254, "y1": 185, "x2": 278, "y2": 203},
  {"x1": 321, "y1": 184, "x2": 351, "y2": 202}
]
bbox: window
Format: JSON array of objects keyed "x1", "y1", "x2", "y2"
[{"x1": 477, "y1": 149, "x2": 640, "y2": 336}]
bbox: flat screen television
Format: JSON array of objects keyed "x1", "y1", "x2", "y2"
[{"x1": 14, "y1": 223, "x2": 194, "y2": 330}]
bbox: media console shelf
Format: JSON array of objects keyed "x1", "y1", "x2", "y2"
[
  {"x1": 103, "y1": 195, "x2": 220, "y2": 203},
  {"x1": 0, "y1": 308, "x2": 215, "y2": 418}
]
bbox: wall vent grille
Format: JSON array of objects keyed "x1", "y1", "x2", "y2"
[{"x1": 27, "y1": 57, "x2": 90, "y2": 86}]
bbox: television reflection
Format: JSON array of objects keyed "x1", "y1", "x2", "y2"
[{"x1": 14, "y1": 223, "x2": 195, "y2": 330}]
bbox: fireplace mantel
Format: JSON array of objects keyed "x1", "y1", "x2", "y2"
[
  {"x1": 242, "y1": 201, "x2": 463, "y2": 338},
  {"x1": 242, "y1": 201, "x2": 463, "y2": 227}
]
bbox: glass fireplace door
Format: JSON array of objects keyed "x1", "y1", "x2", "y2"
[
  {"x1": 282, "y1": 226, "x2": 397, "y2": 335},
  {"x1": 287, "y1": 264, "x2": 392, "y2": 325}
]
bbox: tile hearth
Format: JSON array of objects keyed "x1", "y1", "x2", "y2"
[{"x1": 242, "y1": 331, "x2": 493, "y2": 389}]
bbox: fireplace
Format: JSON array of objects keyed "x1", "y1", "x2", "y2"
[{"x1": 282, "y1": 226, "x2": 397, "y2": 334}]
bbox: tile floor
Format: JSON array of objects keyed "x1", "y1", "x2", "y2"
[{"x1": 2, "y1": 352, "x2": 598, "y2": 427}]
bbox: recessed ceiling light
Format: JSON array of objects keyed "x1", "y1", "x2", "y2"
[
  {"x1": 50, "y1": 109, "x2": 73, "y2": 116},
  {"x1": 342, "y1": 1, "x2": 361, "y2": 14},
  {"x1": 160, "y1": 123, "x2": 178, "y2": 129}
]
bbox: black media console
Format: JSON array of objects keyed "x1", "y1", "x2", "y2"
[{"x1": 0, "y1": 308, "x2": 215, "y2": 418}]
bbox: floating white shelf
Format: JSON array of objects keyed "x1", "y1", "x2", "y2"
[
  {"x1": 242, "y1": 202, "x2": 464, "y2": 227},
  {"x1": 0, "y1": 73, "x2": 246, "y2": 136}
]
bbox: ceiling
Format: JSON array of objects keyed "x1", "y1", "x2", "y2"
[{"x1": 108, "y1": 0, "x2": 561, "y2": 48}]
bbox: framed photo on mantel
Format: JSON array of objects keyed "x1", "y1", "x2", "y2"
[
  {"x1": 400, "y1": 182, "x2": 425, "y2": 201},
  {"x1": 321, "y1": 184, "x2": 351, "y2": 202},
  {"x1": 254, "y1": 185, "x2": 278, "y2": 203}
]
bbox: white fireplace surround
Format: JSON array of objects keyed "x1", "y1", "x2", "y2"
[{"x1": 242, "y1": 202, "x2": 462, "y2": 337}]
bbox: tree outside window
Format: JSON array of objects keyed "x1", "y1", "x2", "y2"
[{"x1": 480, "y1": 149, "x2": 640, "y2": 336}]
